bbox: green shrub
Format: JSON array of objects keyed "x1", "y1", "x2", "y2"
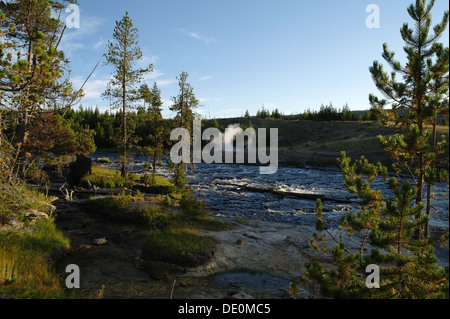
[
  {"x1": 139, "y1": 206, "x2": 176, "y2": 230},
  {"x1": 180, "y1": 189, "x2": 207, "y2": 219},
  {"x1": 88, "y1": 192, "x2": 134, "y2": 213},
  {"x1": 19, "y1": 217, "x2": 70, "y2": 254},
  {"x1": 136, "y1": 174, "x2": 176, "y2": 195},
  {"x1": 81, "y1": 166, "x2": 136, "y2": 189},
  {"x1": 162, "y1": 194, "x2": 172, "y2": 206},
  {"x1": 0, "y1": 183, "x2": 54, "y2": 216},
  {"x1": 140, "y1": 173, "x2": 153, "y2": 187},
  {"x1": 142, "y1": 229, "x2": 217, "y2": 267},
  {"x1": 170, "y1": 163, "x2": 188, "y2": 191},
  {"x1": 0, "y1": 217, "x2": 73, "y2": 299}
]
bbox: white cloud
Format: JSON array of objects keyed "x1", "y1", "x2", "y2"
[
  {"x1": 199, "y1": 75, "x2": 214, "y2": 81},
  {"x1": 156, "y1": 79, "x2": 177, "y2": 87},
  {"x1": 181, "y1": 29, "x2": 217, "y2": 44},
  {"x1": 199, "y1": 97, "x2": 223, "y2": 103},
  {"x1": 189, "y1": 32, "x2": 200, "y2": 39},
  {"x1": 142, "y1": 69, "x2": 165, "y2": 82},
  {"x1": 60, "y1": 14, "x2": 106, "y2": 53},
  {"x1": 140, "y1": 55, "x2": 159, "y2": 67},
  {"x1": 71, "y1": 69, "x2": 175, "y2": 108},
  {"x1": 93, "y1": 39, "x2": 107, "y2": 50},
  {"x1": 71, "y1": 75, "x2": 109, "y2": 101}
]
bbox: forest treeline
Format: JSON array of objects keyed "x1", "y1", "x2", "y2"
[
  {"x1": 11, "y1": 101, "x2": 384, "y2": 154},
  {"x1": 252, "y1": 103, "x2": 378, "y2": 122}
]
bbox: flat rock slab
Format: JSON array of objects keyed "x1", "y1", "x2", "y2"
[{"x1": 184, "y1": 219, "x2": 334, "y2": 282}]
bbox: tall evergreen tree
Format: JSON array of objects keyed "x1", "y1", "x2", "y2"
[
  {"x1": 138, "y1": 83, "x2": 152, "y2": 110},
  {"x1": 169, "y1": 72, "x2": 199, "y2": 193},
  {"x1": 298, "y1": 150, "x2": 448, "y2": 299},
  {"x1": 369, "y1": 0, "x2": 449, "y2": 239},
  {"x1": 151, "y1": 82, "x2": 162, "y2": 109},
  {"x1": 103, "y1": 12, "x2": 153, "y2": 177},
  {"x1": 298, "y1": 0, "x2": 449, "y2": 299},
  {"x1": 0, "y1": 0, "x2": 81, "y2": 179},
  {"x1": 143, "y1": 82, "x2": 166, "y2": 177},
  {"x1": 170, "y1": 71, "x2": 199, "y2": 130}
]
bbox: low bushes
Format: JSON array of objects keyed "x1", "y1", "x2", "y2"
[
  {"x1": 136, "y1": 174, "x2": 176, "y2": 195},
  {"x1": 140, "y1": 195, "x2": 230, "y2": 269},
  {"x1": 0, "y1": 183, "x2": 54, "y2": 219},
  {"x1": 81, "y1": 166, "x2": 178, "y2": 196},
  {"x1": 87, "y1": 192, "x2": 135, "y2": 212},
  {"x1": 0, "y1": 217, "x2": 72, "y2": 299},
  {"x1": 142, "y1": 228, "x2": 217, "y2": 268},
  {"x1": 179, "y1": 189, "x2": 207, "y2": 219},
  {"x1": 80, "y1": 166, "x2": 136, "y2": 189},
  {"x1": 86, "y1": 192, "x2": 147, "y2": 223},
  {"x1": 0, "y1": 182, "x2": 76, "y2": 299}
]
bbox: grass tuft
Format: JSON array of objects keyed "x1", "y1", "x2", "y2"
[
  {"x1": 80, "y1": 166, "x2": 136, "y2": 189},
  {"x1": 0, "y1": 217, "x2": 73, "y2": 299},
  {"x1": 142, "y1": 228, "x2": 217, "y2": 268}
]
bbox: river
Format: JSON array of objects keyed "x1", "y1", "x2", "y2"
[
  {"x1": 52, "y1": 153, "x2": 448, "y2": 299},
  {"x1": 93, "y1": 152, "x2": 449, "y2": 232}
]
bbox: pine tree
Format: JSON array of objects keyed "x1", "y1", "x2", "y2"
[
  {"x1": 170, "y1": 71, "x2": 199, "y2": 130},
  {"x1": 0, "y1": 0, "x2": 81, "y2": 178},
  {"x1": 142, "y1": 82, "x2": 166, "y2": 177},
  {"x1": 369, "y1": 0, "x2": 449, "y2": 239},
  {"x1": 103, "y1": 12, "x2": 153, "y2": 177},
  {"x1": 299, "y1": 0, "x2": 449, "y2": 299},
  {"x1": 138, "y1": 83, "x2": 152, "y2": 110},
  {"x1": 151, "y1": 82, "x2": 163, "y2": 109},
  {"x1": 169, "y1": 72, "x2": 199, "y2": 193},
  {"x1": 300, "y1": 152, "x2": 449, "y2": 299}
]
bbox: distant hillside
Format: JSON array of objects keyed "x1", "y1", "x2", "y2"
[{"x1": 204, "y1": 118, "x2": 449, "y2": 168}]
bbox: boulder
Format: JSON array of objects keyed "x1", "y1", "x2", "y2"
[
  {"x1": 38, "y1": 201, "x2": 57, "y2": 214},
  {"x1": 23, "y1": 210, "x2": 49, "y2": 223},
  {"x1": 6, "y1": 214, "x2": 24, "y2": 229}
]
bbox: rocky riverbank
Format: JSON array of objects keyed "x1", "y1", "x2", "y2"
[
  {"x1": 183, "y1": 219, "x2": 331, "y2": 283},
  {"x1": 52, "y1": 197, "x2": 327, "y2": 299}
]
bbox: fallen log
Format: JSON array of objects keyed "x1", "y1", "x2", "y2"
[
  {"x1": 236, "y1": 184, "x2": 354, "y2": 203},
  {"x1": 237, "y1": 184, "x2": 326, "y2": 201}
]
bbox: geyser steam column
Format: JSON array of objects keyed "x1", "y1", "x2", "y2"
[{"x1": 170, "y1": 120, "x2": 278, "y2": 175}]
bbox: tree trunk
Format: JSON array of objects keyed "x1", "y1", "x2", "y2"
[
  {"x1": 424, "y1": 116, "x2": 438, "y2": 239},
  {"x1": 122, "y1": 76, "x2": 127, "y2": 178},
  {"x1": 414, "y1": 38, "x2": 425, "y2": 240},
  {"x1": 153, "y1": 148, "x2": 157, "y2": 176},
  {"x1": 18, "y1": 39, "x2": 35, "y2": 179},
  {"x1": 415, "y1": 152, "x2": 425, "y2": 240},
  {"x1": 180, "y1": 86, "x2": 185, "y2": 129}
]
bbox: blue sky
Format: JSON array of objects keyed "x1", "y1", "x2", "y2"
[{"x1": 60, "y1": 0, "x2": 450, "y2": 119}]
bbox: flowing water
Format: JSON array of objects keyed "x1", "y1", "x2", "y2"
[
  {"x1": 53, "y1": 153, "x2": 448, "y2": 299},
  {"x1": 95, "y1": 152, "x2": 449, "y2": 232}
]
